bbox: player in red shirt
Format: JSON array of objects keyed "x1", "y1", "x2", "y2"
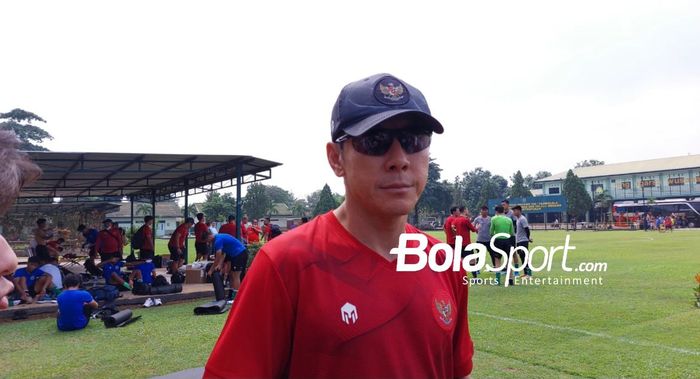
[
  {"x1": 218, "y1": 215, "x2": 237, "y2": 237},
  {"x1": 167, "y1": 217, "x2": 194, "y2": 273},
  {"x1": 261, "y1": 217, "x2": 272, "y2": 241},
  {"x1": 194, "y1": 213, "x2": 210, "y2": 261},
  {"x1": 454, "y1": 206, "x2": 479, "y2": 278},
  {"x1": 245, "y1": 219, "x2": 262, "y2": 243},
  {"x1": 205, "y1": 73, "x2": 473, "y2": 379},
  {"x1": 95, "y1": 219, "x2": 121, "y2": 262},
  {"x1": 444, "y1": 206, "x2": 459, "y2": 245},
  {"x1": 240, "y1": 216, "x2": 248, "y2": 242},
  {"x1": 139, "y1": 216, "x2": 155, "y2": 260}
]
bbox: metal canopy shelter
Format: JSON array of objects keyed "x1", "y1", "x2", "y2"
[
  {"x1": 7, "y1": 202, "x2": 121, "y2": 216},
  {"x1": 17, "y1": 152, "x2": 282, "y2": 263}
]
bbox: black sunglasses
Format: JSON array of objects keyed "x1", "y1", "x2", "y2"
[{"x1": 335, "y1": 128, "x2": 432, "y2": 156}]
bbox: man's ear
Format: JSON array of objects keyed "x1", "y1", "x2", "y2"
[{"x1": 326, "y1": 142, "x2": 345, "y2": 177}]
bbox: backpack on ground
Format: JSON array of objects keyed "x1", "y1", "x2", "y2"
[
  {"x1": 170, "y1": 271, "x2": 185, "y2": 284},
  {"x1": 89, "y1": 285, "x2": 120, "y2": 302}
]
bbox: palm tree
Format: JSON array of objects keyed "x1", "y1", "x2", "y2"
[
  {"x1": 136, "y1": 203, "x2": 153, "y2": 216},
  {"x1": 593, "y1": 190, "x2": 613, "y2": 224}
]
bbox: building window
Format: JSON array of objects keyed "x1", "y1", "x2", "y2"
[{"x1": 548, "y1": 187, "x2": 560, "y2": 195}]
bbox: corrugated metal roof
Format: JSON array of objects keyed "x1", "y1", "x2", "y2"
[
  {"x1": 18, "y1": 152, "x2": 281, "y2": 200},
  {"x1": 537, "y1": 154, "x2": 700, "y2": 182}
]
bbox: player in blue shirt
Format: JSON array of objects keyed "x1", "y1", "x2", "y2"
[
  {"x1": 98, "y1": 256, "x2": 131, "y2": 290},
  {"x1": 57, "y1": 274, "x2": 98, "y2": 331},
  {"x1": 12, "y1": 256, "x2": 51, "y2": 303},
  {"x1": 127, "y1": 259, "x2": 156, "y2": 285},
  {"x1": 207, "y1": 233, "x2": 248, "y2": 298}
]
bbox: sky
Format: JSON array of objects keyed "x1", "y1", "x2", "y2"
[{"x1": 2, "y1": 1, "x2": 699, "y2": 202}]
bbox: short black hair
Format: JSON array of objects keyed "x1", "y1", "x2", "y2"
[
  {"x1": 185, "y1": 217, "x2": 195, "y2": 224},
  {"x1": 64, "y1": 273, "x2": 81, "y2": 288},
  {"x1": 301, "y1": 217, "x2": 309, "y2": 223},
  {"x1": 495, "y1": 205, "x2": 504, "y2": 213},
  {"x1": 144, "y1": 215, "x2": 154, "y2": 223},
  {"x1": 37, "y1": 218, "x2": 47, "y2": 225},
  {"x1": 28, "y1": 256, "x2": 41, "y2": 264},
  {"x1": 196, "y1": 213, "x2": 204, "y2": 221},
  {"x1": 77, "y1": 224, "x2": 86, "y2": 232},
  {"x1": 450, "y1": 206, "x2": 458, "y2": 213},
  {"x1": 501, "y1": 199, "x2": 510, "y2": 205},
  {"x1": 265, "y1": 217, "x2": 271, "y2": 221},
  {"x1": 458, "y1": 206, "x2": 466, "y2": 213},
  {"x1": 512, "y1": 205, "x2": 522, "y2": 211},
  {"x1": 227, "y1": 215, "x2": 236, "y2": 222},
  {"x1": 480, "y1": 205, "x2": 489, "y2": 211}
]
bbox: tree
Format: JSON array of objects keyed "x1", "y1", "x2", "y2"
[
  {"x1": 575, "y1": 159, "x2": 605, "y2": 168},
  {"x1": 0, "y1": 109, "x2": 53, "y2": 151},
  {"x1": 509, "y1": 170, "x2": 532, "y2": 198},
  {"x1": 461, "y1": 168, "x2": 509, "y2": 214},
  {"x1": 313, "y1": 184, "x2": 337, "y2": 216},
  {"x1": 415, "y1": 159, "x2": 452, "y2": 221},
  {"x1": 593, "y1": 190, "x2": 613, "y2": 223},
  {"x1": 136, "y1": 203, "x2": 152, "y2": 216},
  {"x1": 290, "y1": 199, "x2": 308, "y2": 217},
  {"x1": 563, "y1": 170, "x2": 593, "y2": 223},
  {"x1": 202, "y1": 192, "x2": 237, "y2": 222},
  {"x1": 265, "y1": 185, "x2": 295, "y2": 207},
  {"x1": 243, "y1": 183, "x2": 272, "y2": 219},
  {"x1": 524, "y1": 171, "x2": 552, "y2": 190}
]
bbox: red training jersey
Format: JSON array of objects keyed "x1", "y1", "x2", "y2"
[
  {"x1": 453, "y1": 216, "x2": 478, "y2": 245},
  {"x1": 262, "y1": 224, "x2": 271, "y2": 240},
  {"x1": 141, "y1": 225, "x2": 154, "y2": 251},
  {"x1": 218, "y1": 223, "x2": 237, "y2": 237},
  {"x1": 444, "y1": 215, "x2": 456, "y2": 245},
  {"x1": 204, "y1": 211, "x2": 473, "y2": 379},
  {"x1": 96, "y1": 229, "x2": 120, "y2": 254},
  {"x1": 240, "y1": 222, "x2": 248, "y2": 239},
  {"x1": 195, "y1": 222, "x2": 209, "y2": 243},
  {"x1": 246, "y1": 226, "x2": 261, "y2": 243},
  {"x1": 168, "y1": 223, "x2": 189, "y2": 248}
]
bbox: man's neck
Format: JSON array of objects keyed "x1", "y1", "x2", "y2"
[{"x1": 333, "y1": 201, "x2": 407, "y2": 261}]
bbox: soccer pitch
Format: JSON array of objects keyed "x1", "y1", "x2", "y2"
[
  {"x1": 1, "y1": 230, "x2": 698, "y2": 378},
  {"x1": 424, "y1": 229, "x2": 700, "y2": 378}
]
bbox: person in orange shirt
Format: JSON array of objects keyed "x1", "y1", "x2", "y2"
[{"x1": 246, "y1": 219, "x2": 262, "y2": 243}]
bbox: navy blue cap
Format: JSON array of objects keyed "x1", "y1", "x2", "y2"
[{"x1": 331, "y1": 73, "x2": 444, "y2": 141}]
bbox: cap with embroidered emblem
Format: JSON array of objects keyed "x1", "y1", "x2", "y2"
[{"x1": 330, "y1": 73, "x2": 444, "y2": 141}]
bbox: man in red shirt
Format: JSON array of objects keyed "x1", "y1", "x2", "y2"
[
  {"x1": 205, "y1": 73, "x2": 473, "y2": 378},
  {"x1": 167, "y1": 217, "x2": 194, "y2": 274},
  {"x1": 454, "y1": 206, "x2": 479, "y2": 278},
  {"x1": 444, "y1": 206, "x2": 459, "y2": 246},
  {"x1": 194, "y1": 213, "x2": 210, "y2": 261},
  {"x1": 240, "y1": 216, "x2": 248, "y2": 242},
  {"x1": 262, "y1": 217, "x2": 272, "y2": 241},
  {"x1": 246, "y1": 219, "x2": 261, "y2": 244},
  {"x1": 95, "y1": 219, "x2": 121, "y2": 262},
  {"x1": 218, "y1": 215, "x2": 237, "y2": 237},
  {"x1": 139, "y1": 216, "x2": 155, "y2": 260}
]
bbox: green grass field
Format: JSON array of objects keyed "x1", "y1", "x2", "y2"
[{"x1": 2, "y1": 230, "x2": 699, "y2": 378}]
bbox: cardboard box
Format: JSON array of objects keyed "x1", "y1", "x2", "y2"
[{"x1": 185, "y1": 268, "x2": 206, "y2": 284}]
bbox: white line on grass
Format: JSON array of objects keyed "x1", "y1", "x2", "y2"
[{"x1": 472, "y1": 311, "x2": 700, "y2": 356}]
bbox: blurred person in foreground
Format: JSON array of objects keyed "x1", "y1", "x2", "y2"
[
  {"x1": 205, "y1": 74, "x2": 473, "y2": 378},
  {"x1": 0, "y1": 130, "x2": 42, "y2": 309}
]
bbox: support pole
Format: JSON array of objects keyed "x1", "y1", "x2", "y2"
[
  {"x1": 184, "y1": 181, "x2": 189, "y2": 265},
  {"x1": 130, "y1": 196, "x2": 134, "y2": 255},
  {"x1": 151, "y1": 190, "x2": 156, "y2": 254},
  {"x1": 236, "y1": 163, "x2": 242, "y2": 240}
]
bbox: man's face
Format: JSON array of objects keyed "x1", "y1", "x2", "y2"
[
  {"x1": 242, "y1": 217, "x2": 248, "y2": 223},
  {"x1": 146, "y1": 219, "x2": 153, "y2": 226},
  {"x1": 0, "y1": 235, "x2": 17, "y2": 309},
  {"x1": 104, "y1": 222, "x2": 112, "y2": 229},
  {"x1": 26, "y1": 262, "x2": 38, "y2": 273},
  {"x1": 328, "y1": 115, "x2": 430, "y2": 218},
  {"x1": 513, "y1": 209, "x2": 522, "y2": 217},
  {"x1": 480, "y1": 209, "x2": 488, "y2": 217},
  {"x1": 264, "y1": 219, "x2": 270, "y2": 225},
  {"x1": 502, "y1": 202, "x2": 510, "y2": 211}
]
